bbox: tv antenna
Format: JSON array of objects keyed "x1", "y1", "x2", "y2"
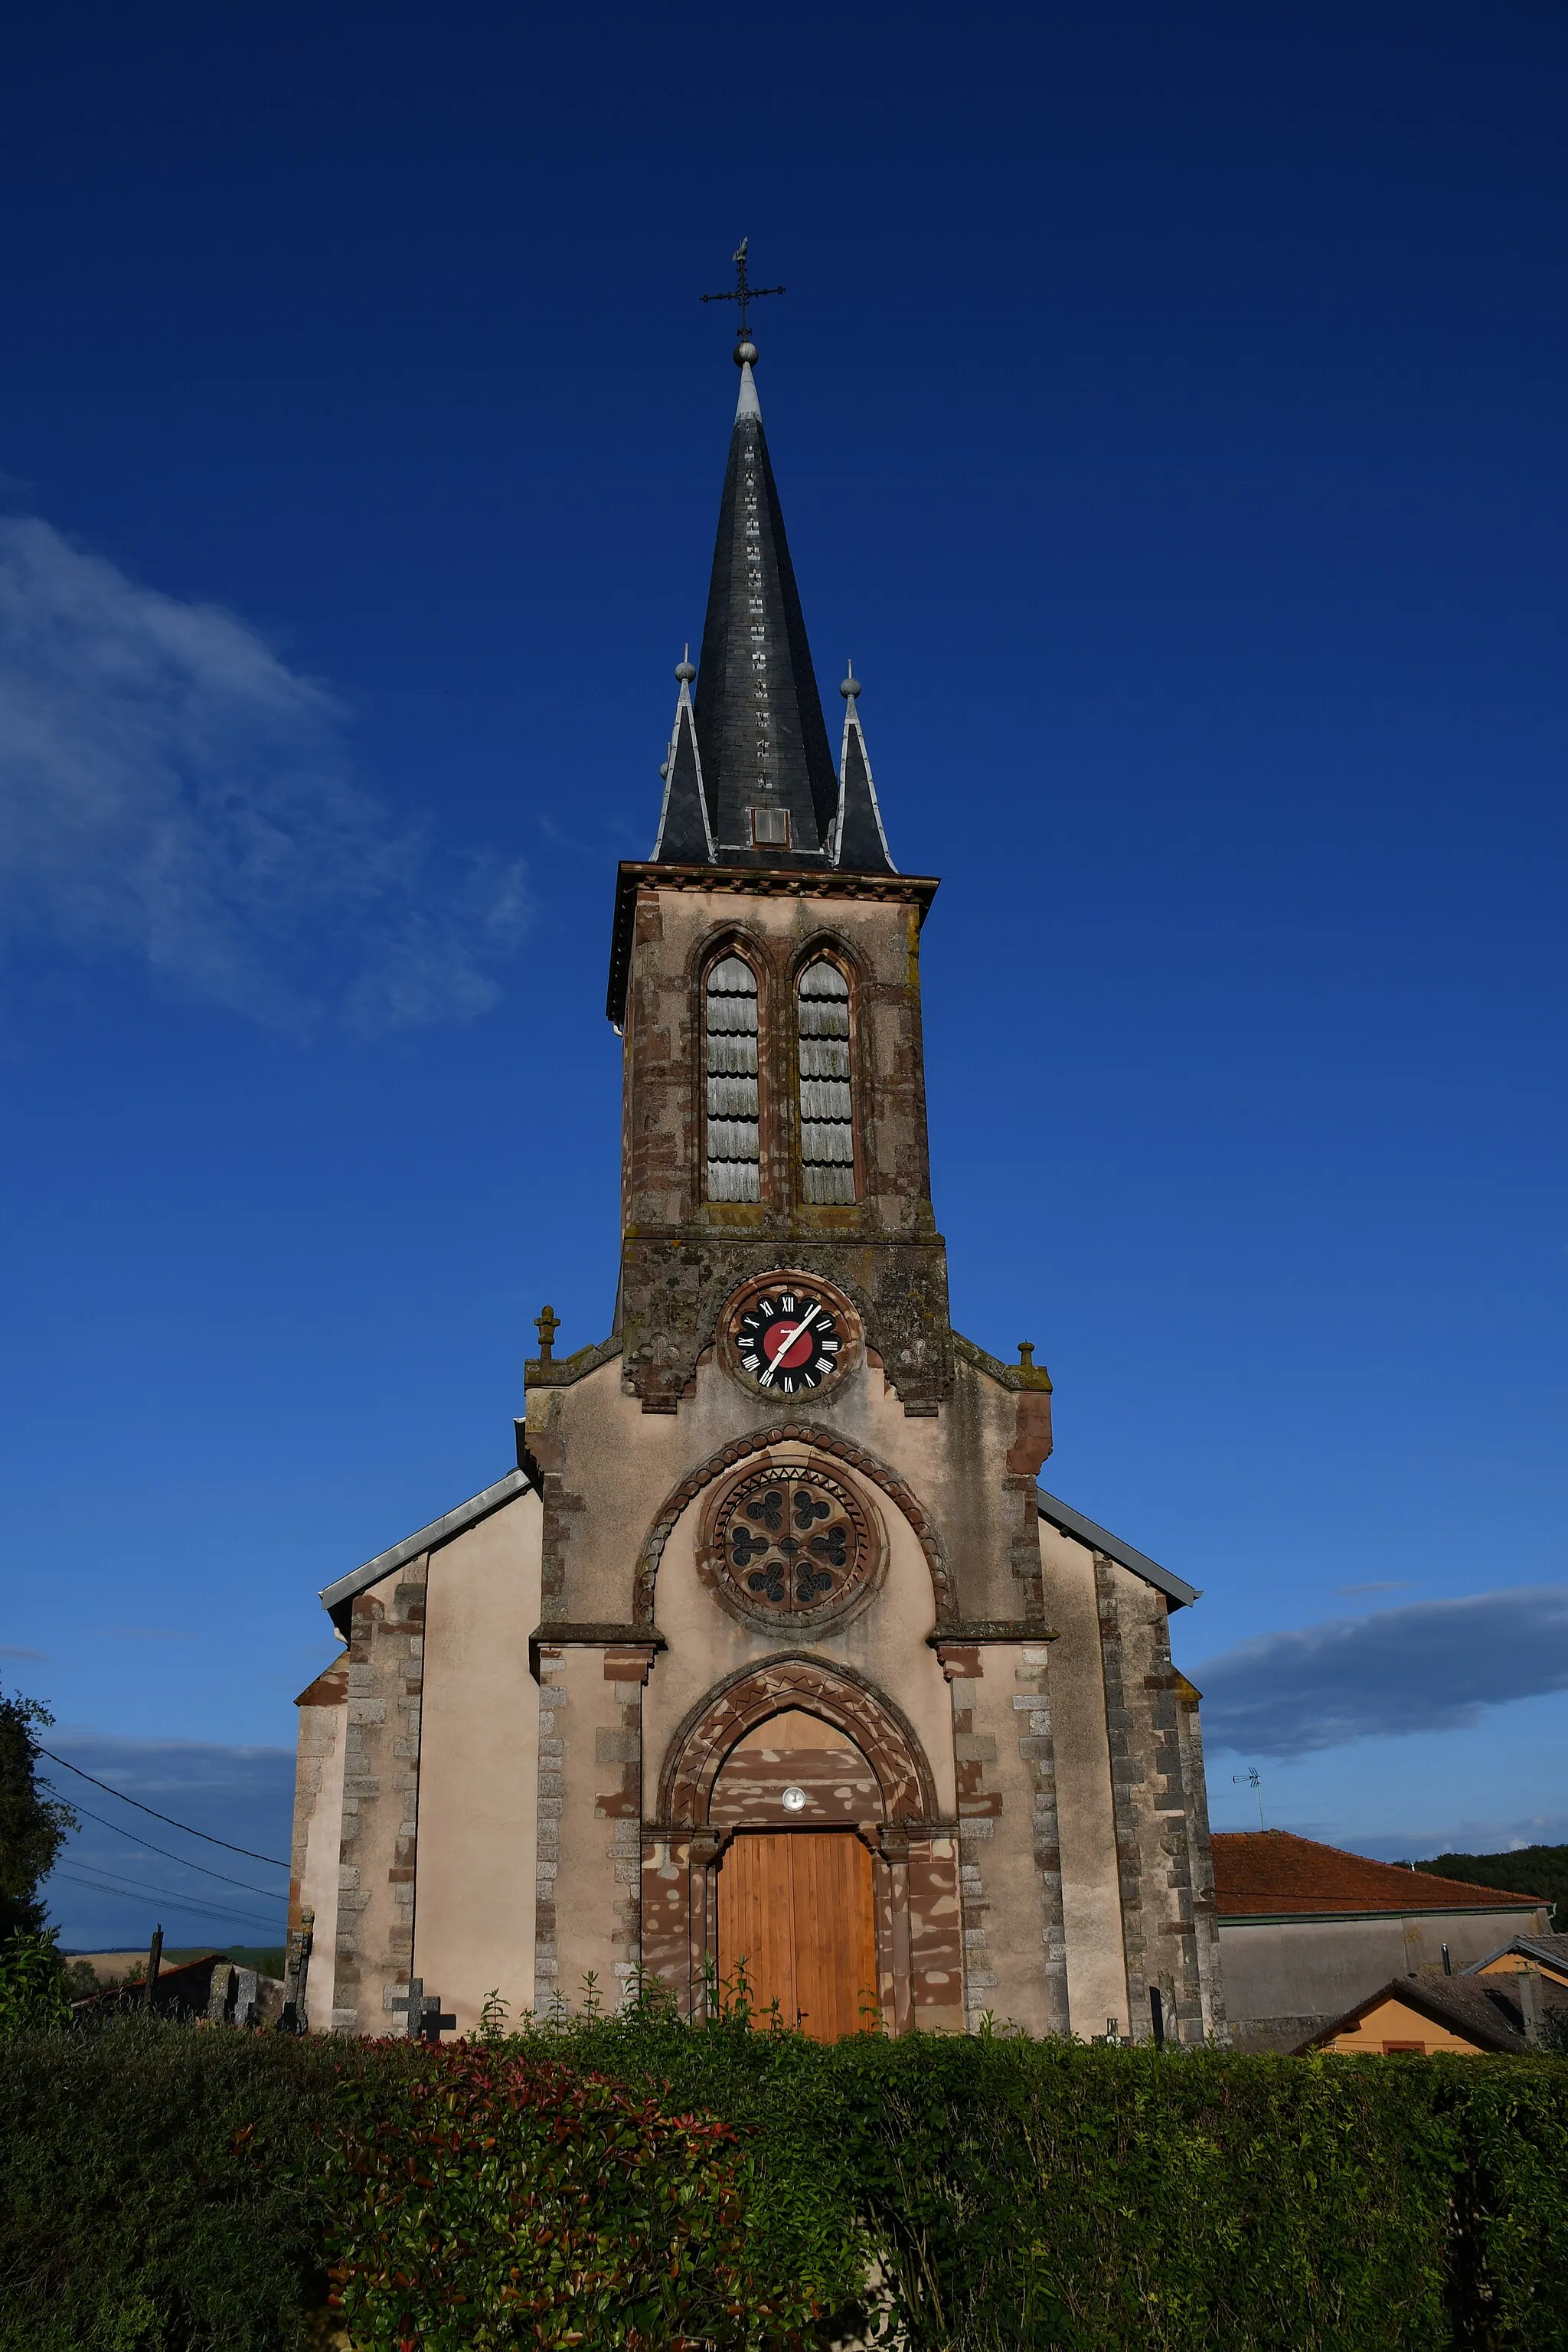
[{"x1": 1233, "y1": 1767, "x2": 1266, "y2": 1831}]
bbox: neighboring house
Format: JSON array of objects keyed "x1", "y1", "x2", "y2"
[
  {"x1": 1214, "y1": 1831, "x2": 1550, "y2": 2050},
  {"x1": 1298, "y1": 1965, "x2": 1568, "y2": 2055},
  {"x1": 1465, "y1": 1930, "x2": 1568, "y2": 1988},
  {"x1": 70, "y1": 1952, "x2": 288, "y2": 2026},
  {"x1": 72, "y1": 1952, "x2": 229, "y2": 2021}
]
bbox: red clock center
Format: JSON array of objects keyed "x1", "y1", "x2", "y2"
[{"x1": 764, "y1": 1321, "x2": 816, "y2": 1370}]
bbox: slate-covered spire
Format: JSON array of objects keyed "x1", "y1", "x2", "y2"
[
  {"x1": 651, "y1": 651, "x2": 714, "y2": 862},
  {"x1": 682, "y1": 353, "x2": 841, "y2": 865},
  {"x1": 651, "y1": 331, "x2": 900, "y2": 873},
  {"x1": 834, "y1": 665, "x2": 897, "y2": 874}
]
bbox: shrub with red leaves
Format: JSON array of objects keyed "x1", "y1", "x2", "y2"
[{"x1": 322, "y1": 2040, "x2": 816, "y2": 2350}]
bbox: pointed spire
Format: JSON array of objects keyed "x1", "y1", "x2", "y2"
[
  {"x1": 834, "y1": 665, "x2": 897, "y2": 874},
  {"x1": 680, "y1": 345, "x2": 839, "y2": 866},
  {"x1": 651, "y1": 649, "x2": 714, "y2": 863}
]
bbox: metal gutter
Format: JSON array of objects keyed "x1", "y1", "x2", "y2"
[{"x1": 1219, "y1": 1902, "x2": 1543, "y2": 1929}]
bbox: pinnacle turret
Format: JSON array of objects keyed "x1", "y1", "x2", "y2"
[
  {"x1": 652, "y1": 651, "x2": 713, "y2": 863},
  {"x1": 834, "y1": 665, "x2": 896, "y2": 873}
]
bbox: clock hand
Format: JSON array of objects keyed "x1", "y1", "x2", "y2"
[{"x1": 757, "y1": 1302, "x2": 820, "y2": 1387}]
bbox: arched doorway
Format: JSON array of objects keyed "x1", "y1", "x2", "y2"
[
  {"x1": 711, "y1": 1709, "x2": 877, "y2": 2041},
  {"x1": 645, "y1": 1656, "x2": 963, "y2": 2037}
]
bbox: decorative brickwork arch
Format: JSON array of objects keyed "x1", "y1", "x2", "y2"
[
  {"x1": 632, "y1": 1423, "x2": 956, "y2": 1627},
  {"x1": 657, "y1": 1654, "x2": 939, "y2": 1828}
]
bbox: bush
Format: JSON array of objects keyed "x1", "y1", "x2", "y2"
[
  {"x1": 0, "y1": 2015, "x2": 359, "y2": 2352},
  {"x1": 1, "y1": 2014, "x2": 1566, "y2": 2350},
  {"x1": 322, "y1": 2038, "x2": 818, "y2": 2350},
  {"x1": 536, "y1": 2017, "x2": 1568, "y2": 2352}
]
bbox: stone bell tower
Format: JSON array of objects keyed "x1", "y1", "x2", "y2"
[{"x1": 606, "y1": 335, "x2": 954, "y2": 1416}]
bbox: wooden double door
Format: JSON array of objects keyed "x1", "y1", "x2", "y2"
[{"x1": 718, "y1": 1830, "x2": 877, "y2": 2041}]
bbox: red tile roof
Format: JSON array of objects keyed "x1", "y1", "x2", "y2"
[{"x1": 1212, "y1": 1831, "x2": 1547, "y2": 1919}]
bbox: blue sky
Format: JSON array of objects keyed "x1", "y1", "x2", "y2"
[{"x1": 2, "y1": 1, "x2": 1563, "y2": 1949}]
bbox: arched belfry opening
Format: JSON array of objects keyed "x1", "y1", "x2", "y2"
[
  {"x1": 796, "y1": 958, "x2": 854, "y2": 1203},
  {"x1": 704, "y1": 952, "x2": 761, "y2": 1201}
]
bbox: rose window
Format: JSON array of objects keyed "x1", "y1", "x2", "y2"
[{"x1": 708, "y1": 1463, "x2": 876, "y2": 1623}]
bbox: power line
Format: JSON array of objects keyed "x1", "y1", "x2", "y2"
[
  {"x1": 53, "y1": 1855, "x2": 283, "y2": 1921},
  {"x1": 38, "y1": 1748, "x2": 292, "y2": 1868},
  {"x1": 41, "y1": 1785, "x2": 286, "y2": 1901},
  {"x1": 51, "y1": 1863, "x2": 283, "y2": 1936}
]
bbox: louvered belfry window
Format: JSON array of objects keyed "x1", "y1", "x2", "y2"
[
  {"x1": 705, "y1": 955, "x2": 761, "y2": 1202},
  {"x1": 797, "y1": 960, "x2": 855, "y2": 1204}
]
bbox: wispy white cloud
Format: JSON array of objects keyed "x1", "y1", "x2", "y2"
[
  {"x1": 0, "y1": 1645, "x2": 47, "y2": 1660},
  {"x1": 1199, "y1": 1587, "x2": 1568, "y2": 1757},
  {"x1": 1353, "y1": 1815, "x2": 1568, "y2": 1864},
  {"x1": 0, "y1": 513, "x2": 527, "y2": 1028}
]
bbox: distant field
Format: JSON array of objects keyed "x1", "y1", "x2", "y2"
[{"x1": 64, "y1": 1946, "x2": 287, "y2": 1980}]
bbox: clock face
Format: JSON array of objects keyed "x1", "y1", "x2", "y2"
[{"x1": 732, "y1": 1286, "x2": 842, "y2": 1396}]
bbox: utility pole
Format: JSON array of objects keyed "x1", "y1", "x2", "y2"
[{"x1": 142, "y1": 1925, "x2": 163, "y2": 2014}]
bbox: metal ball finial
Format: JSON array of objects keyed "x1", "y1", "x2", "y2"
[
  {"x1": 840, "y1": 664, "x2": 861, "y2": 700},
  {"x1": 733, "y1": 338, "x2": 758, "y2": 368},
  {"x1": 675, "y1": 659, "x2": 696, "y2": 684}
]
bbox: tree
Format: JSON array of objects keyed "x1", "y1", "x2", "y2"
[
  {"x1": 1415, "y1": 1844, "x2": 1568, "y2": 1931},
  {"x1": 0, "y1": 1687, "x2": 77, "y2": 1942}
]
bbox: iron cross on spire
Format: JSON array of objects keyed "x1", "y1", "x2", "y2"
[{"x1": 699, "y1": 237, "x2": 786, "y2": 348}]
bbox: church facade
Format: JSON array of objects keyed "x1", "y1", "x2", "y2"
[{"x1": 289, "y1": 339, "x2": 1227, "y2": 2048}]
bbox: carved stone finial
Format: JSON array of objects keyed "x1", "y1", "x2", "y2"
[
  {"x1": 1018, "y1": 1341, "x2": 1035, "y2": 1368},
  {"x1": 534, "y1": 1305, "x2": 560, "y2": 1363}
]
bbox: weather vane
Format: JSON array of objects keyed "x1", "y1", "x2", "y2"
[{"x1": 700, "y1": 237, "x2": 785, "y2": 354}]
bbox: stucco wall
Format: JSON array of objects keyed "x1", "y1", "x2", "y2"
[
  {"x1": 527, "y1": 1337, "x2": 1031, "y2": 1632},
  {"x1": 1221, "y1": 1906, "x2": 1550, "y2": 2030},
  {"x1": 953, "y1": 1638, "x2": 1067, "y2": 2035},
  {"x1": 1325, "y1": 1991, "x2": 1491, "y2": 2054},
  {"x1": 642, "y1": 1445, "x2": 956, "y2": 1823},
  {"x1": 413, "y1": 1492, "x2": 541, "y2": 2035}
]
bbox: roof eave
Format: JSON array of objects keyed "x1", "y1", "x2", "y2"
[
  {"x1": 320, "y1": 1469, "x2": 533, "y2": 1625},
  {"x1": 1036, "y1": 1488, "x2": 1198, "y2": 1609},
  {"x1": 1220, "y1": 1900, "x2": 1545, "y2": 1928}
]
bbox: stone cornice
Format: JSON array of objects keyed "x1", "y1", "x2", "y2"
[
  {"x1": 528, "y1": 1622, "x2": 668, "y2": 1682},
  {"x1": 606, "y1": 860, "x2": 940, "y2": 1027},
  {"x1": 524, "y1": 1333, "x2": 619, "y2": 1389},
  {"x1": 951, "y1": 1329, "x2": 1054, "y2": 1393},
  {"x1": 928, "y1": 1622, "x2": 1058, "y2": 1648}
]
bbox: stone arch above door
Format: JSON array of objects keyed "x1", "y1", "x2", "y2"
[
  {"x1": 656, "y1": 1654, "x2": 940, "y2": 1828},
  {"x1": 632, "y1": 1423, "x2": 956, "y2": 1627}
]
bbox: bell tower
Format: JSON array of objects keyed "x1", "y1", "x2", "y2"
[{"x1": 608, "y1": 341, "x2": 953, "y2": 1412}]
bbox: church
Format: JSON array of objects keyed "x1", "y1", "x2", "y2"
[{"x1": 289, "y1": 293, "x2": 1227, "y2": 2049}]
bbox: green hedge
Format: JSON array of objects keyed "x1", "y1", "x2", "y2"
[{"x1": 1, "y1": 2016, "x2": 1565, "y2": 2351}]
